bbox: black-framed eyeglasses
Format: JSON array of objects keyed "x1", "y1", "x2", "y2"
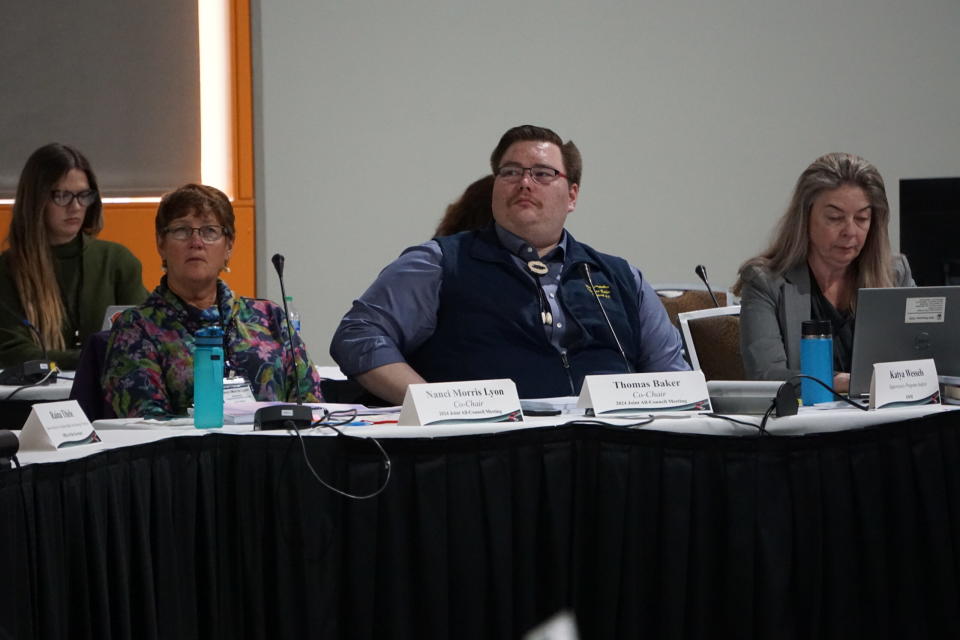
[
  {"x1": 164, "y1": 225, "x2": 227, "y2": 243},
  {"x1": 50, "y1": 189, "x2": 98, "y2": 207},
  {"x1": 495, "y1": 165, "x2": 568, "y2": 185}
]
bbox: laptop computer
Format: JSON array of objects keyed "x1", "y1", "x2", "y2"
[
  {"x1": 101, "y1": 305, "x2": 134, "y2": 331},
  {"x1": 849, "y1": 286, "x2": 960, "y2": 397}
]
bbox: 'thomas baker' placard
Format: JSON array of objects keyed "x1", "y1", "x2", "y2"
[
  {"x1": 18, "y1": 400, "x2": 101, "y2": 451},
  {"x1": 869, "y1": 359, "x2": 940, "y2": 410},
  {"x1": 399, "y1": 379, "x2": 523, "y2": 426},
  {"x1": 578, "y1": 371, "x2": 711, "y2": 416}
]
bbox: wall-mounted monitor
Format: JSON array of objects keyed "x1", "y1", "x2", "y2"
[{"x1": 900, "y1": 177, "x2": 960, "y2": 286}]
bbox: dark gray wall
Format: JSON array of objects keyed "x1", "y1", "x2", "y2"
[{"x1": 1, "y1": 0, "x2": 200, "y2": 197}]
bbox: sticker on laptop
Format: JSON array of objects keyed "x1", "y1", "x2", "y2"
[{"x1": 905, "y1": 297, "x2": 946, "y2": 323}]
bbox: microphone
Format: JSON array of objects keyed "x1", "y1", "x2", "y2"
[
  {"x1": 253, "y1": 253, "x2": 313, "y2": 430},
  {"x1": 694, "y1": 264, "x2": 720, "y2": 307},
  {"x1": 0, "y1": 428, "x2": 19, "y2": 470},
  {"x1": 272, "y1": 253, "x2": 285, "y2": 278},
  {"x1": 582, "y1": 264, "x2": 634, "y2": 374},
  {"x1": 0, "y1": 301, "x2": 58, "y2": 386}
]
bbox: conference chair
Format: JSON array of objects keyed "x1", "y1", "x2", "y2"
[
  {"x1": 677, "y1": 305, "x2": 744, "y2": 380},
  {"x1": 68, "y1": 330, "x2": 115, "y2": 421},
  {"x1": 655, "y1": 283, "x2": 729, "y2": 328}
]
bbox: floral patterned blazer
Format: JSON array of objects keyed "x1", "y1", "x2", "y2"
[{"x1": 103, "y1": 277, "x2": 323, "y2": 417}]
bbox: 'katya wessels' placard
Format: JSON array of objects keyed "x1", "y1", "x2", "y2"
[{"x1": 869, "y1": 359, "x2": 940, "y2": 410}]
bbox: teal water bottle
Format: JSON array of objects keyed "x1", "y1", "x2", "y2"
[
  {"x1": 800, "y1": 320, "x2": 834, "y2": 406},
  {"x1": 194, "y1": 326, "x2": 224, "y2": 428}
]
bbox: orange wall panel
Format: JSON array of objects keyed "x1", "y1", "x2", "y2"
[{"x1": 0, "y1": 202, "x2": 255, "y2": 299}]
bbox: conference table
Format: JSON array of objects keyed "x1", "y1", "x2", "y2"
[
  {"x1": 0, "y1": 374, "x2": 73, "y2": 430},
  {"x1": 2, "y1": 404, "x2": 960, "y2": 639}
]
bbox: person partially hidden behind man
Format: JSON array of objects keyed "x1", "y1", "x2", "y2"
[{"x1": 331, "y1": 124, "x2": 687, "y2": 404}]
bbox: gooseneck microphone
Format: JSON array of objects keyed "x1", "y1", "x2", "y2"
[
  {"x1": 0, "y1": 300, "x2": 57, "y2": 386},
  {"x1": 253, "y1": 253, "x2": 313, "y2": 430},
  {"x1": 694, "y1": 264, "x2": 720, "y2": 307},
  {"x1": 272, "y1": 253, "x2": 302, "y2": 407},
  {"x1": 582, "y1": 264, "x2": 634, "y2": 374}
]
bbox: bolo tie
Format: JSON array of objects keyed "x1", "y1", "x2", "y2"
[{"x1": 526, "y1": 259, "x2": 553, "y2": 326}]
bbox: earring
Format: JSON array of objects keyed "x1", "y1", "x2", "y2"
[
  {"x1": 161, "y1": 259, "x2": 167, "y2": 273},
  {"x1": 223, "y1": 264, "x2": 232, "y2": 273}
]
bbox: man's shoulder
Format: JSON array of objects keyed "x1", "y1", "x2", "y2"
[{"x1": 433, "y1": 228, "x2": 489, "y2": 251}]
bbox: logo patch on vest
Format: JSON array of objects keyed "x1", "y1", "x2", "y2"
[{"x1": 585, "y1": 283, "x2": 612, "y2": 299}]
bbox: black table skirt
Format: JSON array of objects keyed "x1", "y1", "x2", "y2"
[{"x1": 2, "y1": 412, "x2": 960, "y2": 639}]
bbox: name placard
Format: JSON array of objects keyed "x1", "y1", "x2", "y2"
[
  {"x1": 577, "y1": 371, "x2": 711, "y2": 416},
  {"x1": 18, "y1": 400, "x2": 101, "y2": 451},
  {"x1": 398, "y1": 379, "x2": 523, "y2": 426},
  {"x1": 223, "y1": 376, "x2": 257, "y2": 403},
  {"x1": 869, "y1": 359, "x2": 940, "y2": 410}
]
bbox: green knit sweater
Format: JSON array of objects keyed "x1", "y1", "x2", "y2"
[{"x1": 0, "y1": 234, "x2": 149, "y2": 369}]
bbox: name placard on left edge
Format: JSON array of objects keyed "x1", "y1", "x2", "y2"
[
  {"x1": 398, "y1": 379, "x2": 523, "y2": 426},
  {"x1": 18, "y1": 400, "x2": 101, "y2": 451},
  {"x1": 578, "y1": 371, "x2": 711, "y2": 416}
]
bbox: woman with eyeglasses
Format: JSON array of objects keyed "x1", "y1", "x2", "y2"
[
  {"x1": 733, "y1": 152, "x2": 914, "y2": 391},
  {"x1": 102, "y1": 183, "x2": 324, "y2": 417},
  {"x1": 0, "y1": 143, "x2": 148, "y2": 370}
]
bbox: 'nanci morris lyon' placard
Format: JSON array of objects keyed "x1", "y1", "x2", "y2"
[{"x1": 399, "y1": 379, "x2": 523, "y2": 426}]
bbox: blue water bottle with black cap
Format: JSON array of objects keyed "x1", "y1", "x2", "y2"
[
  {"x1": 194, "y1": 326, "x2": 224, "y2": 428},
  {"x1": 800, "y1": 319, "x2": 834, "y2": 406}
]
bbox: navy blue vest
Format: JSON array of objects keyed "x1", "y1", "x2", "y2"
[{"x1": 407, "y1": 227, "x2": 642, "y2": 398}]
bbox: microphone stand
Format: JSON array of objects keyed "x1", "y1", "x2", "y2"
[
  {"x1": 582, "y1": 264, "x2": 634, "y2": 374},
  {"x1": 254, "y1": 253, "x2": 314, "y2": 430}
]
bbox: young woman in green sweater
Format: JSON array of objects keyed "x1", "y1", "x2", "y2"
[{"x1": 0, "y1": 143, "x2": 148, "y2": 370}]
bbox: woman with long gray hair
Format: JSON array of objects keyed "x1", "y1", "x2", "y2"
[{"x1": 733, "y1": 152, "x2": 914, "y2": 391}]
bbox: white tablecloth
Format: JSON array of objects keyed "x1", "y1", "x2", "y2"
[{"x1": 10, "y1": 402, "x2": 956, "y2": 467}]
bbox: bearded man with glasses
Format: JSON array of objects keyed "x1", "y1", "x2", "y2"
[{"x1": 332, "y1": 125, "x2": 687, "y2": 404}]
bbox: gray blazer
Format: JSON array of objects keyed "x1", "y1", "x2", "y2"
[{"x1": 739, "y1": 255, "x2": 915, "y2": 380}]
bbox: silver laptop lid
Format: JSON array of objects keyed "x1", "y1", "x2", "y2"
[
  {"x1": 849, "y1": 286, "x2": 960, "y2": 397},
  {"x1": 101, "y1": 305, "x2": 134, "y2": 331}
]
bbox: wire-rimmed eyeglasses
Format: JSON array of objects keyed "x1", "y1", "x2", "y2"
[
  {"x1": 163, "y1": 225, "x2": 227, "y2": 243},
  {"x1": 495, "y1": 165, "x2": 568, "y2": 185}
]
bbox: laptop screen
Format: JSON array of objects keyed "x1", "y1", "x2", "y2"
[{"x1": 849, "y1": 286, "x2": 960, "y2": 397}]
